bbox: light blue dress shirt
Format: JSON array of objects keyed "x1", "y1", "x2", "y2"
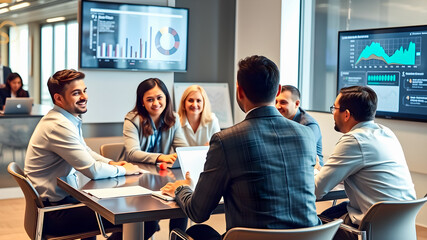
[{"x1": 315, "y1": 121, "x2": 416, "y2": 225}]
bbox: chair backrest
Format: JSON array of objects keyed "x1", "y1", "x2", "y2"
[
  {"x1": 7, "y1": 162, "x2": 43, "y2": 240},
  {"x1": 359, "y1": 196, "x2": 427, "y2": 240},
  {"x1": 99, "y1": 142, "x2": 125, "y2": 161},
  {"x1": 223, "y1": 219, "x2": 343, "y2": 240}
]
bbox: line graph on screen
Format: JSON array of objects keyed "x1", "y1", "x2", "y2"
[{"x1": 353, "y1": 37, "x2": 421, "y2": 67}]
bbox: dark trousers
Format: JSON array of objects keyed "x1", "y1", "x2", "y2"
[
  {"x1": 170, "y1": 217, "x2": 189, "y2": 233},
  {"x1": 185, "y1": 224, "x2": 222, "y2": 240},
  {"x1": 43, "y1": 196, "x2": 158, "y2": 240},
  {"x1": 319, "y1": 201, "x2": 359, "y2": 240}
]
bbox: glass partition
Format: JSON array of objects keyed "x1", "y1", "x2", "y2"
[{"x1": 301, "y1": 0, "x2": 427, "y2": 112}]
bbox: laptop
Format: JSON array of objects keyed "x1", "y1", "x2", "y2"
[
  {"x1": 176, "y1": 146, "x2": 209, "y2": 189},
  {"x1": 1, "y1": 98, "x2": 33, "y2": 114}
]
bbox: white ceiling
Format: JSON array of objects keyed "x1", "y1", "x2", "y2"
[{"x1": 0, "y1": 0, "x2": 77, "y2": 25}]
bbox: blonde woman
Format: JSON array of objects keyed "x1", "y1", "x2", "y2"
[{"x1": 178, "y1": 85, "x2": 220, "y2": 146}]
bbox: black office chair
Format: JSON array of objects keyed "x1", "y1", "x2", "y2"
[
  {"x1": 7, "y1": 162, "x2": 121, "y2": 240},
  {"x1": 170, "y1": 219, "x2": 343, "y2": 240}
]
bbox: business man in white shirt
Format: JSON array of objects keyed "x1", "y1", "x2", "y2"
[{"x1": 315, "y1": 86, "x2": 416, "y2": 240}]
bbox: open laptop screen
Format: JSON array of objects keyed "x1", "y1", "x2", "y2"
[{"x1": 2, "y1": 98, "x2": 33, "y2": 114}]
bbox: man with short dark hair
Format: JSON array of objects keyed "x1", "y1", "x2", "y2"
[
  {"x1": 161, "y1": 55, "x2": 321, "y2": 240},
  {"x1": 25, "y1": 69, "x2": 148, "y2": 239},
  {"x1": 315, "y1": 86, "x2": 416, "y2": 239},
  {"x1": 276, "y1": 85, "x2": 323, "y2": 165}
]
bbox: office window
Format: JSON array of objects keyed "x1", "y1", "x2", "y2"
[
  {"x1": 9, "y1": 24, "x2": 29, "y2": 88},
  {"x1": 67, "y1": 22, "x2": 78, "y2": 70},
  {"x1": 41, "y1": 25, "x2": 53, "y2": 104},
  {"x1": 40, "y1": 20, "x2": 78, "y2": 105},
  {"x1": 299, "y1": 0, "x2": 427, "y2": 112},
  {"x1": 54, "y1": 23, "x2": 66, "y2": 71}
]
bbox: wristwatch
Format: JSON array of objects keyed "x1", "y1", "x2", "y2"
[{"x1": 175, "y1": 185, "x2": 185, "y2": 196}]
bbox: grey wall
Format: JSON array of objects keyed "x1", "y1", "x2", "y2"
[{"x1": 174, "y1": 0, "x2": 236, "y2": 113}]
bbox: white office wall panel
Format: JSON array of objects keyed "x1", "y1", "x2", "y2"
[{"x1": 82, "y1": 70, "x2": 173, "y2": 123}]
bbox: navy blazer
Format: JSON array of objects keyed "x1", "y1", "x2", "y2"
[
  {"x1": 2, "y1": 66, "x2": 11, "y2": 84},
  {"x1": 176, "y1": 105, "x2": 321, "y2": 231}
]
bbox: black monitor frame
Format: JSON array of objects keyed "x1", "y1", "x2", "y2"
[
  {"x1": 78, "y1": 0, "x2": 189, "y2": 72},
  {"x1": 337, "y1": 25, "x2": 427, "y2": 122}
]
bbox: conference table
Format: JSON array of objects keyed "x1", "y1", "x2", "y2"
[{"x1": 57, "y1": 163, "x2": 347, "y2": 240}]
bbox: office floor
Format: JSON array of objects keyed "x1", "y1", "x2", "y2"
[{"x1": 0, "y1": 198, "x2": 426, "y2": 240}]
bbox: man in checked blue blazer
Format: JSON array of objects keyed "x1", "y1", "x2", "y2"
[{"x1": 161, "y1": 55, "x2": 321, "y2": 239}]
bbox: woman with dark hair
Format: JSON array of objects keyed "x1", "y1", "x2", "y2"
[
  {"x1": 0, "y1": 72, "x2": 29, "y2": 110},
  {"x1": 123, "y1": 78, "x2": 188, "y2": 163},
  {"x1": 122, "y1": 78, "x2": 188, "y2": 238}
]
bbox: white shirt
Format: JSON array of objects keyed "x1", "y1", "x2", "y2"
[
  {"x1": 315, "y1": 121, "x2": 416, "y2": 225},
  {"x1": 181, "y1": 113, "x2": 221, "y2": 146},
  {"x1": 25, "y1": 105, "x2": 126, "y2": 202}
]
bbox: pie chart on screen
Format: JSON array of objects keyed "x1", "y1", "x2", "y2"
[{"x1": 155, "y1": 26, "x2": 180, "y2": 55}]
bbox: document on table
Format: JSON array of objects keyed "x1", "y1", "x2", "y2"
[{"x1": 84, "y1": 186, "x2": 153, "y2": 199}]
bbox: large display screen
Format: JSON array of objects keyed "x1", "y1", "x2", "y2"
[
  {"x1": 79, "y1": 0, "x2": 188, "y2": 71},
  {"x1": 337, "y1": 25, "x2": 427, "y2": 122}
]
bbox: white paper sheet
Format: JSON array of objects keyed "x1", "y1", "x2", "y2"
[{"x1": 84, "y1": 186, "x2": 153, "y2": 199}]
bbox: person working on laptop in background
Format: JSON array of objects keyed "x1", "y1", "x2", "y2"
[
  {"x1": 25, "y1": 69, "x2": 144, "y2": 240},
  {"x1": 315, "y1": 86, "x2": 416, "y2": 240},
  {"x1": 161, "y1": 55, "x2": 321, "y2": 240},
  {"x1": 0, "y1": 72, "x2": 29, "y2": 110},
  {"x1": 122, "y1": 78, "x2": 189, "y2": 236},
  {"x1": 178, "y1": 85, "x2": 220, "y2": 146},
  {"x1": 275, "y1": 85, "x2": 323, "y2": 165}
]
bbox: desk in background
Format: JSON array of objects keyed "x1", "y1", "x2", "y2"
[
  {"x1": 58, "y1": 163, "x2": 347, "y2": 240},
  {"x1": 0, "y1": 104, "x2": 51, "y2": 188}
]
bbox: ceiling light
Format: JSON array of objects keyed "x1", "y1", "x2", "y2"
[
  {"x1": 0, "y1": 3, "x2": 8, "y2": 8},
  {"x1": 16, "y1": 0, "x2": 23, "y2": 2},
  {"x1": 46, "y1": 17, "x2": 65, "y2": 23},
  {"x1": 0, "y1": 7, "x2": 9, "y2": 14},
  {"x1": 9, "y1": 2, "x2": 30, "y2": 11}
]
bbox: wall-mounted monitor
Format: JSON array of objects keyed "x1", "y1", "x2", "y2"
[
  {"x1": 79, "y1": 0, "x2": 189, "y2": 72},
  {"x1": 337, "y1": 25, "x2": 427, "y2": 122}
]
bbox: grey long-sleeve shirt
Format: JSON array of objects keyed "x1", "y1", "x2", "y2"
[
  {"x1": 25, "y1": 105, "x2": 125, "y2": 202},
  {"x1": 122, "y1": 111, "x2": 188, "y2": 163}
]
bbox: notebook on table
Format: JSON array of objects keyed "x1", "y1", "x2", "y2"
[{"x1": 1, "y1": 97, "x2": 33, "y2": 114}]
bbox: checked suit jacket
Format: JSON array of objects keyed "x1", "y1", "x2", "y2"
[{"x1": 176, "y1": 105, "x2": 321, "y2": 231}]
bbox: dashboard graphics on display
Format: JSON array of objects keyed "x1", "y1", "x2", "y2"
[
  {"x1": 80, "y1": 0, "x2": 188, "y2": 72},
  {"x1": 337, "y1": 25, "x2": 427, "y2": 122}
]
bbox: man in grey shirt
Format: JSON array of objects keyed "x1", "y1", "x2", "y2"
[
  {"x1": 25, "y1": 69, "x2": 145, "y2": 239},
  {"x1": 275, "y1": 85, "x2": 323, "y2": 165}
]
